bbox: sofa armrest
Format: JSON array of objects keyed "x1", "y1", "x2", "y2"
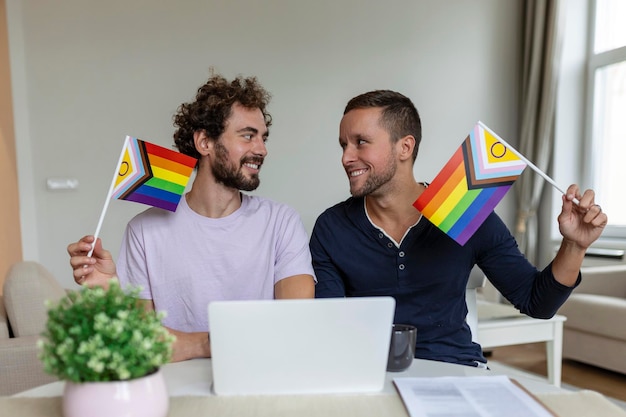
[
  {"x1": 0, "y1": 335, "x2": 59, "y2": 396},
  {"x1": 0, "y1": 295, "x2": 9, "y2": 339},
  {"x1": 578, "y1": 265, "x2": 626, "y2": 297},
  {"x1": 3, "y1": 261, "x2": 66, "y2": 337},
  {"x1": 559, "y1": 293, "x2": 626, "y2": 340}
]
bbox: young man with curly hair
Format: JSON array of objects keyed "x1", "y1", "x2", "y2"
[{"x1": 68, "y1": 73, "x2": 315, "y2": 362}]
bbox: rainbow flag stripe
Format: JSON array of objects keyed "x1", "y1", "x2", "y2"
[
  {"x1": 413, "y1": 122, "x2": 526, "y2": 245},
  {"x1": 112, "y1": 136, "x2": 197, "y2": 212}
]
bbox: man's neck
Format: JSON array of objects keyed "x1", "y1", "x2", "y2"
[
  {"x1": 364, "y1": 180, "x2": 425, "y2": 242},
  {"x1": 185, "y1": 172, "x2": 243, "y2": 218}
]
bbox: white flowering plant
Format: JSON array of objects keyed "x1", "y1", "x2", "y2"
[{"x1": 39, "y1": 280, "x2": 175, "y2": 383}]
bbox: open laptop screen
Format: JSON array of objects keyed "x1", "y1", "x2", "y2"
[{"x1": 208, "y1": 296, "x2": 396, "y2": 396}]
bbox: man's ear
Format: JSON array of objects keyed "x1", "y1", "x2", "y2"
[
  {"x1": 397, "y1": 135, "x2": 416, "y2": 162},
  {"x1": 194, "y1": 130, "x2": 212, "y2": 156}
]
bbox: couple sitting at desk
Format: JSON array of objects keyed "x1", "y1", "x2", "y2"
[{"x1": 68, "y1": 73, "x2": 607, "y2": 368}]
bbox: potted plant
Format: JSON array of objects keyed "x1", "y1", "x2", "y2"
[{"x1": 39, "y1": 280, "x2": 175, "y2": 417}]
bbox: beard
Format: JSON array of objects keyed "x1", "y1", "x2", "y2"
[
  {"x1": 211, "y1": 140, "x2": 262, "y2": 192},
  {"x1": 349, "y1": 154, "x2": 397, "y2": 198}
]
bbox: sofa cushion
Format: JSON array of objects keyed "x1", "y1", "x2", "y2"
[
  {"x1": 2, "y1": 262, "x2": 66, "y2": 337},
  {"x1": 0, "y1": 334, "x2": 58, "y2": 395},
  {"x1": 559, "y1": 293, "x2": 626, "y2": 341}
]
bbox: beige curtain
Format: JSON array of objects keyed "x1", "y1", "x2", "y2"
[{"x1": 514, "y1": 0, "x2": 566, "y2": 264}]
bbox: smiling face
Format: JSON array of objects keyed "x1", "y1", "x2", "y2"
[
  {"x1": 339, "y1": 107, "x2": 398, "y2": 198},
  {"x1": 210, "y1": 103, "x2": 269, "y2": 191}
]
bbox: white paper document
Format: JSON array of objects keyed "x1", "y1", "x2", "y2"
[{"x1": 393, "y1": 375, "x2": 555, "y2": 417}]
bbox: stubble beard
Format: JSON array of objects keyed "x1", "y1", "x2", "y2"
[
  {"x1": 211, "y1": 140, "x2": 261, "y2": 192},
  {"x1": 349, "y1": 155, "x2": 397, "y2": 198}
]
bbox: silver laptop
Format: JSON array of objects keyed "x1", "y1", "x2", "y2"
[{"x1": 208, "y1": 296, "x2": 396, "y2": 396}]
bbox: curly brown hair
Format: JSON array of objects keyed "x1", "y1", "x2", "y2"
[{"x1": 173, "y1": 74, "x2": 272, "y2": 159}]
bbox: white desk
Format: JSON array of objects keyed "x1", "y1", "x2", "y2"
[
  {"x1": 15, "y1": 357, "x2": 562, "y2": 398},
  {"x1": 8, "y1": 359, "x2": 626, "y2": 417}
]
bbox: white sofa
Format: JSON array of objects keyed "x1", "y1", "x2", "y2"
[
  {"x1": 0, "y1": 261, "x2": 66, "y2": 395},
  {"x1": 557, "y1": 264, "x2": 626, "y2": 374}
]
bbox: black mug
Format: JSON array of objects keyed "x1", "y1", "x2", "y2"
[{"x1": 386, "y1": 324, "x2": 417, "y2": 372}]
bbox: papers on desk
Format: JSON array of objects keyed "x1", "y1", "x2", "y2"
[{"x1": 393, "y1": 375, "x2": 556, "y2": 417}]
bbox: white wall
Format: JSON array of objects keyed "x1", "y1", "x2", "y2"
[{"x1": 8, "y1": 0, "x2": 522, "y2": 288}]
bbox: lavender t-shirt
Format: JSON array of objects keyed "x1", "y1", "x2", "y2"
[{"x1": 117, "y1": 194, "x2": 314, "y2": 332}]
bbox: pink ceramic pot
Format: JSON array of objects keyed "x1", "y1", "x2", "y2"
[{"x1": 62, "y1": 369, "x2": 169, "y2": 417}]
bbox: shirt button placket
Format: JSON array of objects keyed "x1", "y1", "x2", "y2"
[{"x1": 397, "y1": 250, "x2": 406, "y2": 278}]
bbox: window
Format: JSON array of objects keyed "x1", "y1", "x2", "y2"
[{"x1": 585, "y1": 0, "x2": 626, "y2": 236}]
